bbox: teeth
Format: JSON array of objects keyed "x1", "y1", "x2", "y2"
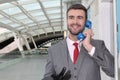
[{"x1": 73, "y1": 25, "x2": 78, "y2": 29}]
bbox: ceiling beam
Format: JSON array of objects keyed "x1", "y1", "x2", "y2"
[
  {"x1": 17, "y1": 20, "x2": 63, "y2": 31},
  {"x1": 60, "y1": 0, "x2": 63, "y2": 32},
  {"x1": 0, "y1": 22, "x2": 18, "y2": 32},
  {"x1": 63, "y1": 0, "x2": 81, "y2": 4},
  {"x1": 37, "y1": 0, "x2": 55, "y2": 33},
  {"x1": 11, "y1": 1, "x2": 47, "y2": 35},
  {"x1": 0, "y1": 10, "x2": 28, "y2": 28},
  {"x1": 0, "y1": 0, "x2": 16, "y2": 4},
  {"x1": 11, "y1": 2, "x2": 38, "y2": 24}
]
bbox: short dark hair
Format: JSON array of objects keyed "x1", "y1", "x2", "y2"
[{"x1": 67, "y1": 4, "x2": 87, "y2": 19}]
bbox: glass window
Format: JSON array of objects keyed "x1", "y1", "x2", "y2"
[
  {"x1": 3, "y1": 7, "x2": 22, "y2": 15},
  {"x1": 22, "y1": 3, "x2": 40, "y2": 11}
]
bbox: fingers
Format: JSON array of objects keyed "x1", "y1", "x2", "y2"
[
  {"x1": 51, "y1": 67, "x2": 66, "y2": 80},
  {"x1": 82, "y1": 29, "x2": 94, "y2": 52},
  {"x1": 90, "y1": 29, "x2": 94, "y2": 36},
  {"x1": 58, "y1": 67, "x2": 66, "y2": 78},
  {"x1": 63, "y1": 70, "x2": 71, "y2": 80},
  {"x1": 83, "y1": 29, "x2": 94, "y2": 37},
  {"x1": 51, "y1": 67, "x2": 71, "y2": 80},
  {"x1": 51, "y1": 73, "x2": 58, "y2": 80},
  {"x1": 59, "y1": 67, "x2": 71, "y2": 80}
]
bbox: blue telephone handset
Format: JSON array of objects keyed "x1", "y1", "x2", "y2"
[{"x1": 77, "y1": 20, "x2": 92, "y2": 40}]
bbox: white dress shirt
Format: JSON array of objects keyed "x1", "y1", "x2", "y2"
[{"x1": 66, "y1": 37, "x2": 95, "y2": 62}]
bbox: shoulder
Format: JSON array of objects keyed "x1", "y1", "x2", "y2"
[
  {"x1": 48, "y1": 39, "x2": 66, "y2": 50},
  {"x1": 91, "y1": 39, "x2": 105, "y2": 46},
  {"x1": 91, "y1": 38, "x2": 104, "y2": 43}
]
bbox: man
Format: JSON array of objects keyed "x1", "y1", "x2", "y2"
[{"x1": 42, "y1": 4, "x2": 114, "y2": 80}]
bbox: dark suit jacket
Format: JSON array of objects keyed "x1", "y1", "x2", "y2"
[{"x1": 42, "y1": 39, "x2": 114, "y2": 80}]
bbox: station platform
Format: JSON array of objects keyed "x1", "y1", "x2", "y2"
[{"x1": 0, "y1": 55, "x2": 47, "y2": 80}]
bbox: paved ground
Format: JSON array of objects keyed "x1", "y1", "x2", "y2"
[
  {"x1": 0, "y1": 54, "x2": 117, "y2": 80},
  {"x1": 0, "y1": 55, "x2": 47, "y2": 80}
]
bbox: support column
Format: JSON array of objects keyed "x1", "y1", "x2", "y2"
[
  {"x1": 63, "y1": 1, "x2": 69, "y2": 31},
  {"x1": 14, "y1": 33, "x2": 25, "y2": 58},
  {"x1": 64, "y1": 30, "x2": 69, "y2": 38},
  {"x1": 114, "y1": 0, "x2": 119, "y2": 80},
  {"x1": 31, "y1": 36, "x2": 37, "y2": 49},
  {"x1": 13, "y1": 33, "x2": 25, "y2": 58},
  {"x1": 22, "y1": 36, "x2": 31, "y2": 51},
  {"x1": 21, "y1": 36, "x2": 33, "y2": 54}
]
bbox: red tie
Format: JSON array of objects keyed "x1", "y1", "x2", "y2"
[{"x1": 73, "y1": 42, "x2": 79, "y2": 64}]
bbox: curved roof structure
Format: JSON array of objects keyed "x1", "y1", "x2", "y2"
[
  {"x1": 0, "y1": 0, "x2": 94, "y2": 43},
  {"x1": 0, "y1": 0, "x2": 64, "y2": 42}
]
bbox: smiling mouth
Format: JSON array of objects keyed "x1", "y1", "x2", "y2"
[
  {"x1": 72, "y1": 24, "x2": 81, "y2": 29},
  {"x1": 73, "y1": 25, "x2": 79, "y2": 27}
]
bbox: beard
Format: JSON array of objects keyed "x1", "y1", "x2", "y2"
[{"x1": 67, "y1": 23, "x2": 85, "y2": 35}]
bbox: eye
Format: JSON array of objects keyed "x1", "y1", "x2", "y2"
[
  {"x1": 68, "y1": 16, "x2": 74, "y2": 19},
  {"x1": 78, "y1": 16, "x2": 84, "y2": 19}
]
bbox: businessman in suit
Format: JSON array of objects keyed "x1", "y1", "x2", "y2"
[{"x1": 42, "y1": 4, "x2": 114, "y2": 80}]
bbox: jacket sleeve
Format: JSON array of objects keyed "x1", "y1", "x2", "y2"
[
  {"x1": 92, "y1": 41, "x2": 114, "y2": 77},
  {"x1": 42, "y1": 47, "x2": 54, "y2": 80}
]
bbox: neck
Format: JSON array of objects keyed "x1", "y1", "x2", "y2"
[{"x1": 69, "y1": 34, "x2": 78, "y2": 42}]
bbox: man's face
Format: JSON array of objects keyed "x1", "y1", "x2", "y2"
[{"x1": 67, "y1": 9, "x2": 86, "y2": 35}]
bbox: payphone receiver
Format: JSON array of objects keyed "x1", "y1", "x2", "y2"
[{"x1": 77, "y1": 20, "x2": 92, "y2": 41}]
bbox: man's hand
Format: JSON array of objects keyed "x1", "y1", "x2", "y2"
[
  {"x1": 51, "y1": 67, "x2": 71, "y2": 80},
  {"x1": 83, "y1": 29, "x2": 94, "y2": 52}
]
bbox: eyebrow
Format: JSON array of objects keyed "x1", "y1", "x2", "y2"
[
  {"x1": 68, "y1": 15, "x2": 84, "y2": 18},
  {"x1": 68, "y1": 15, "x2": 74, "y2": 17},
  {"x1": 77, "y1": 16, "x2": 84, "y2": 18},
  {"x1": 67, "y1": 15, "x2": 74, "y2": 19}
]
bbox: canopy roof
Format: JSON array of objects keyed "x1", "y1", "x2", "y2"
[{"x1": 0, "y1": 0, "x2": 94, "y2": 42}]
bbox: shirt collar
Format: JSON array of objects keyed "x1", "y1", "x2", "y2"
[{"x1": 66, "y1": 36, "x2": 79, "y2": 45}]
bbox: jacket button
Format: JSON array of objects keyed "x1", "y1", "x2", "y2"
[
  {"x1": 74, "y1": 67, "x2": 77, "y2": 70},
  {"x1": 74, "y1": 75, "x2": 77, "y2": 78}
]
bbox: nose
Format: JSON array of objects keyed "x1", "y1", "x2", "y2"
[{"x1": 72, "y1": 18, "x2": 78, "y2": 24}]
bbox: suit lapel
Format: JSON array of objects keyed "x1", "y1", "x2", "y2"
[
  {"x1": 76, "y1": 44, "x2": 87, "y2": 73},
  {"x1": 60, "y1": 39, "x2": 70, "y2": 68},
  {"x1": 60, "y1": 39, "x2": 88, "y2": 72}
]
